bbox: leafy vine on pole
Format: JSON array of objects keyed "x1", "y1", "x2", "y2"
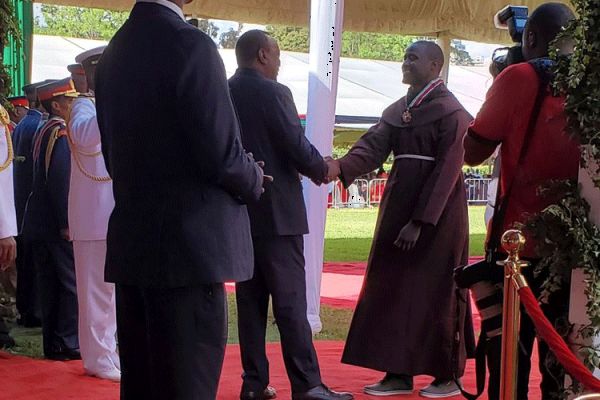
[
  {"x1": 0, "y1": 0, "x2": 21, "y2": 100},
  {"x1": 524, "y1": 0, "x2": 600, "y2": 390}
]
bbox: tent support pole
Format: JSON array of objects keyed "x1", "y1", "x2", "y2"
[
  {"x1": 437, "y1": 32, "x2": 451, "y2": 84},
  {"x1": 303, "y1": 0, "x2": 345, "y2": 333}
]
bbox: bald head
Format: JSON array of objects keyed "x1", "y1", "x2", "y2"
[
  {"x1": 236, "y1": 30, "x2": 272, "y2": 68},
  {"x1": 402, "y1": 41, "x2": 445, "y2": 88},
  {"x1": 235, "y1": 30, "x2": 281, "y2": 80},
  {"x1": 522, "y1": 2, "x2": 575, "y2": 60},
  {"x1": 414, "y1": 40, "x2": 445, "y2": 71}
]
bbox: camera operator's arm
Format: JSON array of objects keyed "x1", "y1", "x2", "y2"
[{"x1": 464, "y1": 63, "x2": 538, "y2": 166}]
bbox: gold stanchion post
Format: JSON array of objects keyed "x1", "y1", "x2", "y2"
[{"x1": 499, "y1": 230, "x2": 529, "y2": 400}]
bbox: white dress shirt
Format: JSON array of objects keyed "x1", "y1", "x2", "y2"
[
  {"x1": 0, "y1": 122, "x2": 17, "y2": 239},
  {"x1": 136, "y1": 0, "x2": 186, "y2": 21}
]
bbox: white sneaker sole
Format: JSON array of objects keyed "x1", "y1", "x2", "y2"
[
  {"x1": 418, "y1": 389, "x2": 461, "y2": 398},
  {"x1": 363, "y1": 387, "x2": 414, "y2": 396}
]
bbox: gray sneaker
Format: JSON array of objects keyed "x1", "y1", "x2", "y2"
[
  {"x1": 363, "y1": 374, "x2": 413, "y2": 396},
  {"x1": 418, "y1": 379, "x2": 461, "y2": 398}
]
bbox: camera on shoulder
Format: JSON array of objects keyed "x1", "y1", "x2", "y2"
[{"x1": 491, "y1": 6, "x2": 529, "y2": 74}]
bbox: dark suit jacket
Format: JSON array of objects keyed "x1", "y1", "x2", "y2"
[
  {"x1": 21, "y1": 117, "x2": 70, "y2": 241},
  {"x1": 12, "y1": 109, "x2": 43, "y2": 231},
  {"x1": 95, "y1": 3, "x2": 262, "y2": 287},
  {"x1": 229, "y1": 68, "x2": 326, "y2": 237}
]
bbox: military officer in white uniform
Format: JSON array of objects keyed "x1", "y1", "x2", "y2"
[
  {"x1": 68, "y1": 46, "x2": 120, "y2": 381},
  {"x1": 0, "y1": 101, "x2": 18, "y2": 348}
]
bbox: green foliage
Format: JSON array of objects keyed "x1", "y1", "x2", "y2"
[
  {"x1": 265, "y1": 25, "x2": 310, "y2": 53},
  {"x1": 551, "y1": 0, "x2": 600, "y2": 188},
  {"x1": 342, "y1": 31, "x2": 413, "y2": 61},
  {"x1": 34, "y1": 5, "x2": 129, "y2": 41},
  {"x1": 266, "y1": 25, "x2": 414, "y2": 62},
  {"x1": 523, "y1": 180, "x2": 600, "y2": 381},
  {"x1": 0, "y1": 0, "x2": 21, "y2": 99},
  {"x1": 526, "y1": 0, "x2": 600, "y2": 388}
]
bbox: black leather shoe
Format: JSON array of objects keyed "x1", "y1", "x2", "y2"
[
  {"x1": 46, "y1": 348, "x2": 81, "y2": 361},
  {"x1": 240, "y1": 386, "x2": 277, "y2": 400},
  {"x1": 292, "y1": 384, "x2": 353, "y2": 400}
]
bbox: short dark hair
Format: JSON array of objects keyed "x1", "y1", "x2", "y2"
[
  {"x1": 41, "y1": 99, "x2": 54, "y2": 115},
  {"x1": 235, "y1": 30, "x2": 271, "y2": 67},
  {"x1": 528, "y1": 3, "x2": 575, "y2": 47}
]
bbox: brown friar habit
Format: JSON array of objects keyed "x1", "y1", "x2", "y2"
[{"x1": 340, "y1": 84, "x2": 475, "y2": 379}]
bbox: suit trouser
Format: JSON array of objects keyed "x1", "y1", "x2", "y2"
[
  {"x1": 236, "y1": 235, "x2": 322, "y2": 393},
  {"x1": 32, "y1": 239, "x2": 79, "y2": 356},
  {"x1": 116, "y1": 283, "x2": 227, "y2": 400},
  {"x1": 15, "y1": 236, "x2": 41, "y2": 324},
  {"x1": 486, "y1": 261, "x2": 568, "y2": 400},
  {"x1": 73, "y1": 240, "x2": 119, "y2": 374}
]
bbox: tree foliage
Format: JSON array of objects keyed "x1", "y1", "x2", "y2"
[
  {"x1": 35, "y1": 5, "x2": 129, "y2": 41},
  {"x1": 266, "y1": 25, "x2": 415, "y2": 61},
  {"x1": 552, "y1": 0, "x2": 600, "y2": 188},
  {"x1": 0, "y1": 0, "x2": 21, "y2": 99}
]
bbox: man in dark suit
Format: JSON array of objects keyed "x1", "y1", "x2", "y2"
[
  {"x1": 95, "y1": 1, "x2": 265, "y2": 399},
  {"x1": 12, "y1": 81, "x2": 46, "y2": 328},
  {"x1": 229, "y1": 30, "x2": 353, "y2": 400},
  {"x1": 22, "y1": 78, "x2": 80, "y2": 361}
]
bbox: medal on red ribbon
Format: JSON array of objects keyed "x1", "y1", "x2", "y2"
[{"x1": 402, "y1": 78, "x2": 445, "y2": 124}]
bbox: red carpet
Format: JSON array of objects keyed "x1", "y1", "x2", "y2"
[
  {"x1": 1, "y1": 258, "x2": 543, "y2": 399},
  {"x1": 0, "y1": 342, "x2": 540, "y2": 399}
]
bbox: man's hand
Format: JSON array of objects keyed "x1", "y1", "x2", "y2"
[
  {"x1": 256, "y1": 160, "x2": 273, "y2": 192},
  {"x1": 394, "y1": 221, "x2": 422, "y2": 252},
  {"x1": 324, "y1": 157, "x2": 341, "y2": 183},
  {"x1": 0, "y1": 236, "x2": 17, "y2": 270}
]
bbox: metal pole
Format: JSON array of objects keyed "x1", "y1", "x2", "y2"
[
  {"x1": 499, "y1": 230, "x2": 529, "y2": 400},
  {"x1": 436, "y1": 32, "x2": 451, "y2": 84}
]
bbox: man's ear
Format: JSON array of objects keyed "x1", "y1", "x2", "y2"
[
  {"x1": 51, "y1": 100, "x2": 60, "y2": 113},
  {"x1": 258, "y1": 48, "x2": 268, "y2": 65}
]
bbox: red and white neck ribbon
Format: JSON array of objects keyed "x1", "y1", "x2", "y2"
[{"x1": 407, "y1": 78, "x2": 445, "y2": 109}]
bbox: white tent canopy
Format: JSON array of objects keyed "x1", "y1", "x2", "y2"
[{"x1": 33, "y1": 0, "x2": 569, "y2": 44}]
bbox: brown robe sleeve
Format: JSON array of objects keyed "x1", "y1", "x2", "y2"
[
  {"x1": 411, "y1": 110, "x2": 472, "y2": 226},
  {"x1": 338, "y1": 121, "x2": 393, "y2": 187}
]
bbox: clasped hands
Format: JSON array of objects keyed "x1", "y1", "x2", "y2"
[{"x1": 323, "y1": 156, "x2": 341, "y2": 184}]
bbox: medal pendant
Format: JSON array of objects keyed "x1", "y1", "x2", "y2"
[{"x1": 402, "y1": 110, "x2": 412, "y2": 123}]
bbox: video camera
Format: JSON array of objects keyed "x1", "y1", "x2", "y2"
[{"x1": 491, "y1": 5, "x2": 529, "y2": 75}]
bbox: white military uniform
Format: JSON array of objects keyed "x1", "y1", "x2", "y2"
[
  {"x1": 0, "y1": 106, "x2": 17, "y2": 240},
  {"x1": 67, "y1": 97, "x2": 119, "y2": 377}
]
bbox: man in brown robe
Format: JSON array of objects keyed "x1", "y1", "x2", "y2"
[{"x1": 327, "y1": 41, "x2": 475, "y2": 398}]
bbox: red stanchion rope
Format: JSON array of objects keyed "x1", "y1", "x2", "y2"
[{"x1": 518, "y1": 286, "x2": 600, "y2": 392}]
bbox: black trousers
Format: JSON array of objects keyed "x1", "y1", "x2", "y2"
[
  {"x1": 236, "y1": 235, "x2": 321, "y2": 393},
  {"x1": 16, "y1": 236, "x2": 41, "y2": 324},
  {"x1": 487, "y1": 261, "x2": 569, "y2": 400},
  {"x1": 116, "y1": 283, "x2": 227, "y2": 400},
  {"x1": 32, "y1": 239, "x2": 79, "y2": 356}
]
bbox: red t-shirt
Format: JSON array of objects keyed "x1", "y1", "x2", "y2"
[{"x1": 469, "y1": 62, "x2": 579, "y2": 257}]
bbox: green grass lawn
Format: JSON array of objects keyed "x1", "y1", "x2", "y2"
[
  {"x1": 9, "y1": 294, "x2": 354, "y2": 359},
  {"x1": 324, "y1": 206, "x2": 487, "y2": 262},
  {"x1": 8, "y1": 206, "x2": 486, "y2": 358}
]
